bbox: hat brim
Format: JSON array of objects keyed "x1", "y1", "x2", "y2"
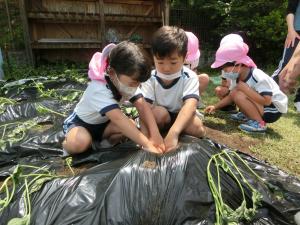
[{"x1": 211, "y1": 60, "x2": 226, "y2": 69}]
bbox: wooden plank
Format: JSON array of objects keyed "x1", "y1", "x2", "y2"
[
  {"x1": 4, "y1": 0, "x2": 15, "y2": 49},
  {"x1": 104, "y1": 0, "x2": 153, "y2": 5},
  {"x1": 163, "y1": 0, "x2": 169, "y2": 25},
  {"x1": 99, "y1": 0, "x2": 106, "y2": 47},
  {"x1": 105, "y1": 15, "x2": 161, "y2": 23},
  {"x1": 37, "y1": 38, "x2": 102, "y2": 43},
  {"x1": 125, "y1": 5, "x2": 154, "y2": 39},
  {"x1": 28, "y1": 12, "x2": 100, "y2": 21},
  {"x1": 32, "y1": 38, "x2": 102, "y2": 49},
  {"x1": 19, "y1": 0, "x2": 34, "y2": 66},
  {"x1": 28, "y1": 12, "x2": 161, "y2": 23}
]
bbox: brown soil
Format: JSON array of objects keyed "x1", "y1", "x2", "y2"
[{"x1": 205, "y1": 127, "x2": 262, "y2": 155}]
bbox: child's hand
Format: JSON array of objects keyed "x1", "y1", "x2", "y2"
[
  {"x1": 150, "y1": 134, "x2": 165, "y2": 152},
  {"x1": 143, "y1": 143, "x2": 163, "y2": 154},
  {"x1": 164, "y1": 132, "x2": 179, "y2": 152},
  {"x1": 204, "y1": 105, "x2": 216, "y2": 114}
]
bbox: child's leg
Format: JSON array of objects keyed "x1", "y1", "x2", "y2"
[
  {"x1": 215, "y1": 86, "x2": 229, "y2": 100},
  {"x1": 63, "y1": 127, "x2": 92, "y2": 154},
  {"x1": 215, "y1": 86, "x2": 236, "y2": 112},
  {"x1": 183, "y1": 115, "x2": 206, "y2": 138},
  {"x1": 229, "y1": 90, "x2": 264, "y2": 121},
  {"x1": 150, "y1": 105, "x2": 171, "y2": 130},
  {"x1": 198, "y1": 73, "x2": 210, "y2": 95},
  {"x1": 102, "y1": 121, "x2": 129, "y2": 145}
]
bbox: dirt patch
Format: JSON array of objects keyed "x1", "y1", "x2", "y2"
[{"x1": 205, "y1": 127, "x2": 263, "y2": 155}]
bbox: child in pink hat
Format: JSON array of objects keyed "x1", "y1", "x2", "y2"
[
  {"x1": 214, "y1": 33, "x2": 244, "y2": 112},
  {"x1": 63, "y1": 41, "x2": 164, "y2": 155},
  {"x1": 204, "y1": 36, "x2": 288, "y2": 133},
  {"x1": 185, "y1": 31, "x2": 209, "y2": 101}
]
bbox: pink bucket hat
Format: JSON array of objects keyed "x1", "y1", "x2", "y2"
[
  {"x1": 211, "y1": 41, "x2": 256, "y2": 68},
  {"x1": 88, "y1": 43, "x2": 116, "y2": 81},
  {"x1": 220, "y1": 34, "x2": 244, "y2": 46},
  {"x1": 185, "y1": 31, "x2": 201, "y2": 63}
]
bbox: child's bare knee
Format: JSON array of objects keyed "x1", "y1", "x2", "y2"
[
  {"x1": 198, "y1": 125, "x2": 206, "y2": 137},
  {"x1": 199, "y1": 73, "x2": 210, "y2": 85},
  {"x1": 215, "y1": 86, "x2": 223, "y2": 96},
  {"x1": 156, "y1": 113, "x2": 170, "y2": 128},
  {"x1": 232, "y1": 91, "x2": 246, "y2": 103},
  {"x1": 153, "y1": 107, "x2": 170, "y2": 127},
  {"x1": 63, "y1": 135, "x2": 91, "y2": 154}
]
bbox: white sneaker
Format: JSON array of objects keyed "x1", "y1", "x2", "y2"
[{"x1": 294, "y1": 102, "x2": 300, "y2": 113}]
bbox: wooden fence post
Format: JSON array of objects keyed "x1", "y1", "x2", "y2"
[
  {"x1": 164, "y1": 0, "x2": 170, "y2": 26},
  {"x1": 99, "y1": 0, "x2": 106, "y2": 49},
  {"x1": 19, "y1": 0, "x2": 34, "y2": 66},
  {"x1": 4, "y1": 0, "x2": 15, "y2": 49}
]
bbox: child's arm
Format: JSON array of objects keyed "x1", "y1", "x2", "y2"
[
  {"x1": 204, "y1": 95, "x2": 234, "y2": 114},
  {"x1": 133, "y1": 97, "x2": 165, "y2": 151},
  {"x1": 236, "y1": 81, "x2": 272, "y2": 106},
  {"x1": 106, "y1": 108, "x2": 162, "y2": 153},
  {"x1": 279, "y1": 41, "x2": 300, "y2": 93},
  {"x1": 164, "y1": 98, "x2": 198, "y2": 151}
]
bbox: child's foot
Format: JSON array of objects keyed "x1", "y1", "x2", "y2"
[
  {"x1": 230, "y1": 112, "x2": 248, "y2": 122},
  {"x1": 239, "y1": 120, "x2": 267, "y2": 133},
  {"x1": 294, "y1": 102, "x2": 300, "y2": 113}
]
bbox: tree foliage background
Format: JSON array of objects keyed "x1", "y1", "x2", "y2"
[
  {"x1": 170, "y1": 0, "x2": 288, "y2": 67},
  {"x1": 0, "y1": 1, "x2": 23, "y2": 50}
]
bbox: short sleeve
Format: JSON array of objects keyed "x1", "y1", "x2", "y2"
[
  {"x1": 90, "y1": 85, "x2": 119, "y2": 115},
  {"x1": 252, "y1": 73, "x2": 273, "y2": 96},
  {"x1": 182, "y1": 73, "x2": 200, "y2": 101},
  {"x1": 129, "y1": 87, "x2": 144, "y2": 103},
  {"x1": 140, "y1": 77, "x2": 155, "y2": 104},
  {"x1": 255, "y1": 80, "x2": 273, "y2": 96}
]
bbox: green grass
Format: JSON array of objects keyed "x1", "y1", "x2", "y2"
[{"x1": 201, "y1": 75, "x2": 300, "y2": 177}]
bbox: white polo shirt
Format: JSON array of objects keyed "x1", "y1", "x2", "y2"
[
  {"x1": 244, "y1": 68, "x2": 288, "y2": 113},
  {"x1": 74, "y1": 80, "x2": 120, "y2": 124},
  {"x1": 140, "y1": 67, "x2": 199, "y2": 113}
]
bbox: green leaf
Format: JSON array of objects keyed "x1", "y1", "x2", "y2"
[
  {"x1": 7, "y1": 215, "x2": 30, "y2": 225},
  {"x1": 29, "y1": 176, "x2": 54, "y2": 194}
]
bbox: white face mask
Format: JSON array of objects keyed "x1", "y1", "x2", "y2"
[
  {"x1": 156, "y1": 69, "x2": 182, "y2": 80},
  {"x1": 112, "y1": 75, "x2": 138, "y2": 99},
  {"x1": 222, "y1": 65, "x2": 240, "y2": 80}
]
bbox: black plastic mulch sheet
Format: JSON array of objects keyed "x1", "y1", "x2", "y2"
[
  {"x1": 0, "y1": 137, "x2": 300, "y2": 225},
  {"x1": 0, "y1": 77, "x2": 84, "y2": 175},
  {"x1": 0, "y1": 78, "x2": 300, "y2": 225}
]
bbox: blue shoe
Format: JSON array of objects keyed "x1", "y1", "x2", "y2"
[
  {"x1": 230, "y1": 112, "x2": 248, "y2": 122},
  {"x1": 239, "y1": 120, "x2": 267, "y2": 133}
]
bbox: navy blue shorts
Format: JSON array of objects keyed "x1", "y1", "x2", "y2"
[
  {"x1": 262, "y1": 104, "x2": 282, "y2": 123},
  {"x1": 63, "y1": 112, "x2": 110, "y2": 141}
]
